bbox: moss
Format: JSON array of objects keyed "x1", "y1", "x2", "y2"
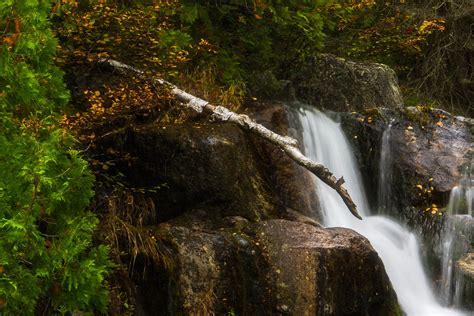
[
  {"x1": 390, "y1": 301, "x2": 404, "y2": 316},
  {"x1": 465, "y1": 118, "x2": 474, "y2": 136},
  {"x1": 402, "y1": 105, "x2": 432, "y2": 127},
  {"x1": 363, "y1": 107, "x2": 383, "y2": 118}
]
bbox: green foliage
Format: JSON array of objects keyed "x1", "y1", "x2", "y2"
[
  {"x1": 179, "y1": 0, "x2": 330, "y2": 86},
  {"x1": 323, "y1": 1, "x2": 446, "y2": 77},
  {"x1": 56, "y1": 0, "x2": 444, "y2": 102},
  {"x1": 0, "y1": 1, "x2": 110, "y2": 314}
]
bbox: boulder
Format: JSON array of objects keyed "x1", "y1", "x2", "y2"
[
  {"x1": 459, "y1": 252, "x2": 474, "y2": 279},
  {"x1": 293, "y1": 54, "x2": 404, "y2": 112},
  {"x1": 107, "y1": 121, "x2": 275, "y2": 222},
  {"x1": 256, "y1": 220, "x2": 400, "y2": 315},
  {"x1": 341, "y1": 107, "x2": 472, "y2": 214},
  {"x1": 249, "y1": 104, "x2": 321, "y2": 221},
  {"x1": 135, "y1": 217, "x2": 400, "y2": 315},
  {"x1": 100, "y1": 106, "x2": 321, "y2": 223},
  {"x1": 457, "y1": 252, "x2": 474, "y2": 282},
  {"x1": 457, "y1": 252, "x2": 474, "y2": 310}
]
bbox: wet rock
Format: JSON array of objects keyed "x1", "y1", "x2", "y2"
[
  {"x1": 250, "y1": 104, "x2": 321, "y2": 221},
  {"x1": 341, "y1": 107, "x2": 472, "y2": 213},
  {"x1": 256, "y1": 220, "x2": 400, "y2": 315},
  {"x1": 457, "y1": 252, "x2": 474, "y2": 310},
  {"x1": 100, "y1": 107, "x2": 321, "y2": 224},
  {"x1": 109, "y1": 121, "x2": 275, "y2": 222},
  {"x1": 341, "y1": 107, "x2": 472, "y2": 281},
  {"x1": 458, "y1": 252, "x2": 474, "y2": 279},
  {"x1": 294, "y1": 54, "x2": 404, "y2": 112},
  {"x1": 282, "y1": 208, "x2": 321, "y2": 228},
  {"x1": 138, "y1": 218, "x2": 400, "y2": 315}
]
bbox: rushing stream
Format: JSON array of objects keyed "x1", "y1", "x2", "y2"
[{"x1": 295, "y1": 106, "x2": 465, "y2": 316}]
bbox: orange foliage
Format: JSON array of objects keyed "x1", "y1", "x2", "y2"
[{"x1": 1, "y1": 15, "x2": 21, "y2": 47}]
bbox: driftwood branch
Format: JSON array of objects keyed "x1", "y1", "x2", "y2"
[{"x1": 98, "y1": 58, "x2": 362, "y2": 220}]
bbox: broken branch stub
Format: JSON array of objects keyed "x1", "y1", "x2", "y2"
[{"x1": 98, "y1": 58, "x2": 362, "y2": 220}]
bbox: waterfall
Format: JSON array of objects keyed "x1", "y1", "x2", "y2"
[
  {"x1": 439, "y1": 168, "x2": 473, "y2": 307},
  {"x1": 295, "y1": 105, "x2": 465, "y2": 316},
  {"x1": 377, "y1": 120, "x2": 394, "y2": 214},
  {"x1": 440, "y1": 216, "x2": 471, "y2": 306}
]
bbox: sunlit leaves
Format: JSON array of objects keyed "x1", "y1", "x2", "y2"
[
  {"x1": 419, "y1": 18, "x2": 445, "y2": 35},
  {"x1": 54, "y1": 1, "x2": 192, "y2": 76},
  {"x1": 415, "y1": 177, "x2": 444, "y2": 216},
  {"x1": 325, "y1": 0, "x2": 446, "y2": 74}
]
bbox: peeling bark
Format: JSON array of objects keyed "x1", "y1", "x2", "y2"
[{"x1": 98, "y1": 58, "x2": 362, "y2": 220}]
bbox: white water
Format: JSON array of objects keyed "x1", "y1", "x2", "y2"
[
  {"x1": 378, "y1": 120, "x2": 394, "y2": 214},
  {"x1": 296, "y1": 106, "x2": 464, "y2": 316},
  {"x1": 440, "y1": 215, "x2": 471, "y2": 307},
  {"x1": 440, "y1": 168, "x2": 473, "y2": 307}
]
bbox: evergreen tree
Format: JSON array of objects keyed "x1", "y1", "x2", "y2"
[{"x1": 0, "y1": 1, "x2": 110, "y2": 314}]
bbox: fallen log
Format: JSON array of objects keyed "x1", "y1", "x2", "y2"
[{"x1": 98, "y1": 58, "x2": 362, "y2": 220}]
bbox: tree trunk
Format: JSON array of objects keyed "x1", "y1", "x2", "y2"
[{"x1": 98, "y1": 58, "x2": 362, "y2": 220}]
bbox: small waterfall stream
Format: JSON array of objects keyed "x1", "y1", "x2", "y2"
[
  {"x1": 295, "y1": 106, "x2": 464, "y2": 315},
  {"x1": 377, "y1": 120, "x2": 394, "y2": 214},
  {"x1": 439, "y1": 168, "x2": 473, "y2": 308}
]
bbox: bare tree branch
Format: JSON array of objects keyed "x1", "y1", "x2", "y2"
[{"x1": 98, "y1": 58, "x2": 362, "y2": 220}]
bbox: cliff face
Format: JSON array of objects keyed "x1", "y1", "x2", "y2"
[{"x1": 341, "y1": 107, "x2": 472, "y2": 221}]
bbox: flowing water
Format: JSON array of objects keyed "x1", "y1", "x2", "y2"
[
  {"x1": 295, "y1": 106, "x2": 464, "y2": 316},
  {"x1": 439, "y1": 168, "x2": 473, "y2": 308},
  {"x1": 377, "y1": 120, "x2": 394, "y2": 214}
]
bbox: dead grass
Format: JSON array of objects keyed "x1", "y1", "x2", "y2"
[{"x1": 99, "y1": 189, "x2": 174, "y2": 276}]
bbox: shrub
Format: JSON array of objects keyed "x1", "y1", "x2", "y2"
[{"x1": 0, "y1": 1, "x2": 111, "y2": 314}]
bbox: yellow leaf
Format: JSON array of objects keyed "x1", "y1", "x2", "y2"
[
  {"x1": 436, "y1": 121, "x2": 443, "y2": 127},
  {"x1": 416, "y1": 184, "x2": 423, "y2": 190}
]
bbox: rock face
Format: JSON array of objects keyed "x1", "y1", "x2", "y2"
[
  {"x1": 99, "y1": 107, "x2": 400, "y2": 315},
  {"x1": 459, "y1": 252, "x2": 474, "y2": 280},
  {"x1": 113, "y1": 121, "x2": 274, "y2": 222},
  {"x1": 293, "y1": 54, "x2": 404, "y2": 112},
  {"x1": 341, "y1": 107, "x2": 472, "y2": 215},
  {"x1": 457, "y1": 252, "x2": 474, "y2": 310},
  {"x1": 250, "y1": 104, "x2": 321, "y2": 221},
  {"x1": 453, "y1": 216, "x2": 474, "y2": 310},
  {"x1": 136, "y1": 217, "x2": 400, "y2": 315},
  {"x1": 107, "y1": 105, "x2": 319, "y2": 223},
  {"x1": 341, "y1": 107, "x2": 472, "y2": 292}
]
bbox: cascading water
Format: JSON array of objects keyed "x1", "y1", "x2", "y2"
[
  {"x1": 378, "y1": 120, "x2": 394, "y2": 214},
  {"x1": 295, "y1": 105, "x2": 464, "y2": 316},
  {"x1": 439, "y1": 168, "x2": 473, "y2": 308}
]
